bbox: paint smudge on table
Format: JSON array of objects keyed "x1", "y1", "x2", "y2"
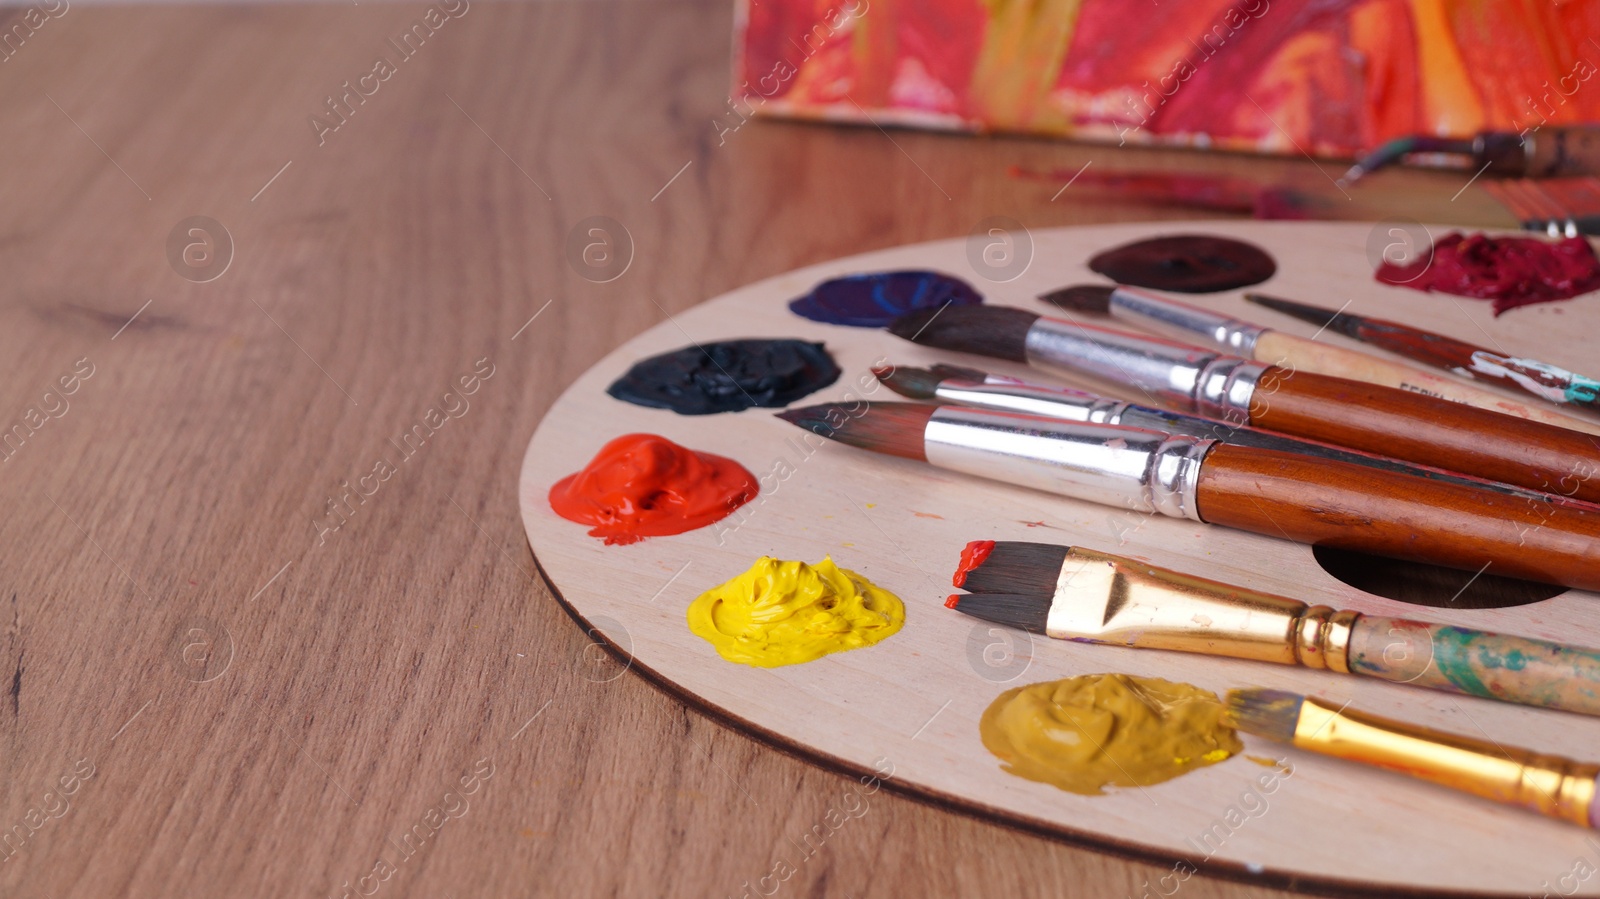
[
  {"x1": 1009, "y1": 167, "x2": 1326, "y2": 220},
  {"x1": 608, "y1": 339, "x2": 841, "y2": 415},
  {"x1": 1376, "y1": 232, "x2": 1600, "y2": 315},
  {"x1": 980, "y1": 673, "x2": 1241, "y2": 795},
  {"x1": 1089, "y1": 235, "x2": 1276, "y2": 293},
  {"x1": 548, "y1": 434, "x2": 757, "y2": 545},
  {"x1": 789, "y1": 270, "x2": 983, "y2": 327},
  {"x1": 686, "y1": 556, "x2": 904, "y2": 666}
]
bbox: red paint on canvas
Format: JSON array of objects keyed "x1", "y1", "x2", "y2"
[{"x1": 735, "y1": 0, "x2": 1600, "y2": 157}]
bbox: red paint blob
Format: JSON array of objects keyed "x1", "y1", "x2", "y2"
[
  {"x1": 952, "y1": 540, "x2": 996, "y2": 587},
  {"x1": 944, "y1": 594, "x2": 961, "y2": 610},
  {"x1": 548, "y1": 434, "x2": 758, "y2": 546},
  {"x1": 1377, "y1": 232, "x2": 1600, "y2": 315}
]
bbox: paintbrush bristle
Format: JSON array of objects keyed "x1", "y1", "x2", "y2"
[
  {"x1": 943, "y1": 593, "x2": 1051, "y2": 635},
  {"x1": 928, "y1": 363, "x2": 992, "y2": 383},
  {"x1": 958, "y1": 541, "x2": 1070, "y2": 594},
  {"x1": 1038, "y1": 284, "x2": 1115, "y2": 314},
  {"x1": 872, "y1": 366, "x2": 944, "y2": 400},
  {"x1": 1223, "y1": 688, "x2": 1305, "y2": 743},
  {"x1": 1242, "y1": 293, "x2": 1361, "y2": 340},
  {"x1": 774, "y1": 402, "x2": 934, "y2": 461},
  {"x1": 886, "y1": 306, "x2": 1039, "y2": 362}
]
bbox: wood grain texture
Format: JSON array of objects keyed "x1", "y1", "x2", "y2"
[
  {"x1": 0, "y1": 1, "x2": 1552, "y2": 898},
  {"x1": 1248, "y1": 330, "x2": 1600, "y2": 436},
  {"x1": 1249, "y1": 368, "x2": 1600, "y2": 503}
]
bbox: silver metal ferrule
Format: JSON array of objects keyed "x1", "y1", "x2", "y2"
[
  {"x1": 1023, "y1": 316, "x2": 1269, "y2": 424},
  {"x1": 1109, "y1": 286, "x2": 1266, "y2": 355},
  {"x1": 931, "y1": 379, "x2": 1132, "y2": 425},
  {"x1": 921, "y1": 407, "x2": 1213, "y2": 521}
]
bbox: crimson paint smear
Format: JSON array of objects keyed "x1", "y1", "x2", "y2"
[
  {"x1": 953, "y1": 540, "x2": 996, "y2": 587},
  {"x1": 549, "y1": 434, "x2": 757, "y2": 545},
  {"x1": 1008, "y1": 166, "x2": 1322, "y2": 220},
  {"x1": 1377, "y1": 232, "x2": 1600, "y2": 315}
]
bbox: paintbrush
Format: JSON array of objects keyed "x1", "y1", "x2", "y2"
[
  {"x1": 1040, "y1": 284, "x2": 1600, "y2": 436},
  {"x1": 1244, "y1": 292, "x2": 1600, "y2": 417},
  {"x1": 1340, "y1": 128, "x2": 1600, "y2": 185},
  {"x1": 887, "y1": 305, "x2": 1600, "y2": 506},
  {"x1": 774, "y1": 402, "x2": 1600, "y2": 591},
  {"x1": 1226, "y1": 689, "x2": 1600, "y2": 828},
  {"x1": 948, "y1": 541, "x2": 1600, "y2": 717},
  {"x1": 875, "y1": 363, "x2": 1594, "y2": 506}
]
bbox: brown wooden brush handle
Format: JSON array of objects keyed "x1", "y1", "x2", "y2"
[
  {"x1": 1194, "y1": 443, "x2": 1600, "y2": 591},
  {"x1": 1250, "y1": 332, "x2": 1600, "y2": 437},
  {"x1": 1247, "y1": 367, "x2": 1600, "y2": 504}
]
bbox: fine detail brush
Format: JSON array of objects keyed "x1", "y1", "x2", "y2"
[
  {"x1": 774, "y1": 402, "x2": 1600, "y2": 591},
  {"x1": 1244, "y1": 292, "x2": 1600, "y2": 418},
  {"x1": 887, "y1": 305, "x2": 1600, "y2": 506},
  {"x1": 874, "y1": 363, "x2": 1591, "y2": 507},
  {"x1": 1040, "y1": 283, "x2": 1600, "y2": 436},
  {"x1": 1340, "y1": 128, "x2": 1600, "y2": 186},
  {"x1": 948, "y1": 541, "x2": 1600, "y2": 717},
  {"x1": 1226, "y1": 688, "x2": 1600, "y2": 828}
]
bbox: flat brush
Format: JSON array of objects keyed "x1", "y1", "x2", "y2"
[
  {"x1": 774, "y1": 402, "x2": 1600, "y2": 591},
  {"x1": 873, "y1": 364, "x2": 1590, "y2": 507},
  {"x1": 948, "y1": 541, "x2": 1600, "y2": 717},
  {"x1": 1226, "y1": 689, "x2": 1600, "y2": 828},
  {"x1": 887, "y1": 305, "x2": 1600, "y2": 506},
  {"x1": 1245, "y1": 292, "x2": 1600, "y2": 418},
  {"x1": 1041, "y1": 283, "x2": 1600, "y2": 436}
]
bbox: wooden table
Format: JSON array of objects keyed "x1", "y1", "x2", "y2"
[{"x1": 0, "y1": 2, "x2": 1517, "y2": 895}]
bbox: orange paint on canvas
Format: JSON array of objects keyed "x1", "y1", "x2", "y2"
[{"x1": 735, "y1": 0, "x2": 1600, "y2": 157}]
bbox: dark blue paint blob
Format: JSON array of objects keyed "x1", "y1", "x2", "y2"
[
  {"x1": 789, "y1": 270, "x2": 984, "y2": 327},
  {"x1": 607, "y1": 339, "x2": 841, "y2": 415}
]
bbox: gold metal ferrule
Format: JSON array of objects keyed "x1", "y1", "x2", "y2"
[
  {"x1": 1292, "y1": 696, "x2": 1600, "y2": 827},
  {"x1": 1044, "y1": 548, "x2": 1358, "y2": 671}
]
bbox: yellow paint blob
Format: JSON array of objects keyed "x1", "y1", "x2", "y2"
[
  {"x1": 979, "y1": 673, "x2": 1242, "y2": 796},
  {"x1": 686, "y1": 556, "x2": 904, "y2": 667}
]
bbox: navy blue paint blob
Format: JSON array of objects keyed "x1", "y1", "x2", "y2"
[
  {"x1": 607, "y1": 339, "x2": 841, "y2": 415},
  {"x1": 789, "y1": 270, "x2": 984, "y2": 327}
]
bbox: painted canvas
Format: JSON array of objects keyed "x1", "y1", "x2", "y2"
[{"x1": 730, "y1": 0, "x2": 1600, "y2": 158}]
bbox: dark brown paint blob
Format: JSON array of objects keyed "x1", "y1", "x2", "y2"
[{"x1": 1089, "y1": 234, "x2": 1277, "y2": 293}]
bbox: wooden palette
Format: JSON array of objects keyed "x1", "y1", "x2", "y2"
[{"x1": 518, "y1": 221, "x2": 1600, "y2": 897}]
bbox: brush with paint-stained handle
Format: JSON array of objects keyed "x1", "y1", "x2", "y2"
[
  {"x1": 773, "y1": 402, "x2": 1600, "y2": 591},
  {"x1": 887, "y1": 305, "x2": 1600, "y2": 505},
  {"x1": 1039, "y1": 283, "x2": 1600, "y2": 436},
  {"x1": 1244, "y1": 292, "x2": 1600, "y2": 417},
  {"x1": 1225, "y1": 689, "x2": 1600, "y2": 828},
  {"x1": 947, "y1": 541, "x2": 1600, "y2": 717},
  {"x1": 874, "y1": 363, "x2": 1596, "y2": 507}
]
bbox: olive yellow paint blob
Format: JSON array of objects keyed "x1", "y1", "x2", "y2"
[
  {"x1": 686, "y1": 556, "x2": 904, "y2": 667},
  {"x1": 979, "y1": 673, "x2": 1242, "y2": 796}
]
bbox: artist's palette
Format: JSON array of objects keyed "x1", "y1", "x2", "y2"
[{"x1": 519, "y1": 222, "x2": 1600, "y2": 897}]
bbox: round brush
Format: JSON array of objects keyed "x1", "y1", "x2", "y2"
[
  {"x1": 886, "y1": 305, "x2": 1600, "y2": 506},
  {"x1": 1038, "y1": 283, "x2": 1600, "y2": 436}
]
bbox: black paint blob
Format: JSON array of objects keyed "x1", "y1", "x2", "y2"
[
  {"x1": 1089, "y1": 234, "x2": 1276, "y2": 293},
  {"x1": 607, "y1": 339, "x2": 842, "y2": 415},
  {"x1": 789, "y1": 270, "x2": 983, "y2": 327}
]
